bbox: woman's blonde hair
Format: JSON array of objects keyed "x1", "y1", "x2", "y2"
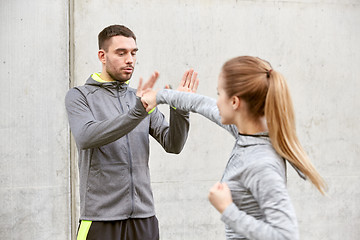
[{"x1": 222, "y1": 56, "x2": 326, "y2": 194}]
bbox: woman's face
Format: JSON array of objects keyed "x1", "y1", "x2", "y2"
[{"x1": 217, "y1": 74, "x2": 235, "y2": 125}]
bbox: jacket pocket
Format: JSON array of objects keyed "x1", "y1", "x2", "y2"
[{"x1": 86, "y1": 163, "x2": 130, "y2": 218}]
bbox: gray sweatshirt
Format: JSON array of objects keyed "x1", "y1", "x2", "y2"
[
  {"x1": 157, "y1": 89, "x2": 299, "y2": 240},
  {"x1": 65, "y1": 76, "x2": 190, "y2": 221}
]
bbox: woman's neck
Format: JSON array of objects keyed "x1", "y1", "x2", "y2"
[{"x1": 235, "y1": 116, "x2": 268, "y2": 135}]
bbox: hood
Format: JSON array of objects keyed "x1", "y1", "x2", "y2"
[
  {"x1": 84, "y1": 73, "x2": 130, "y2": 97},
  {"x1": 236, "y1": 132, "x2": 306, "y2": 180}
]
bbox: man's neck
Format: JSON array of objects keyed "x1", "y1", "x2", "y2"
[{"x1": 99, "y1": 72, "x2": 115, "y2": 82}]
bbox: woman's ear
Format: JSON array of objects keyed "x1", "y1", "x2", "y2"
[
  {"x1": 98, "y1": 50, "x2": 106, "y2": 64},
  {"x1": 231, "y1": 96, "x2": 241, "y2": 110}
]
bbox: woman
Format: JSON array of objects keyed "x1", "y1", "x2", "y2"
[{"x1": 141, "y1": 56, "x2": 326, "y2": 239}]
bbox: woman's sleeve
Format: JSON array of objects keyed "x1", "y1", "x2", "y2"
[
  {"x1": 156, "y1": 89, "x2": 238, "y2": 137},
  {"x1": 221, "y1": 161, "x2": 299, "y2": 240}
]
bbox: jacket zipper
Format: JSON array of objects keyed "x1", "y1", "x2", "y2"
[
  {"x1": 220, "y1": 138, "x2": 239, "y2": 182},
  {"x1": 116, "y1": 86, "x2": 135, "y2": 217}
]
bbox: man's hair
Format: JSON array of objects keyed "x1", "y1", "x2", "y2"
[{"x1": 98, "y1": 25, "x2": 136, "y2": 51}]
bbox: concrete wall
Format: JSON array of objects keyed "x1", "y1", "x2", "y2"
[
  {"x1": 0, "y1": 0, "x2": 71, "y2": 239},
  {"x1": 1, "y1": 0, "x2": 359, "y2": 239}
]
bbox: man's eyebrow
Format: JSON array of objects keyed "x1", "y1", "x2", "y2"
[{"x1": 115, "y1": 48, "x2": 139, "y2": 52}]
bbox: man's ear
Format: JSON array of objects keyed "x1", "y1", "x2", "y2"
[
  {"x1": 98, "y1": 50, "x2": 106, "y2": 64},
  {"x1": 231, "y1": 96, "x2": 241, "y2": 110}
]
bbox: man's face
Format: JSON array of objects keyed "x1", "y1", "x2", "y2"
[{"x1": 102, "y1": 36, "x2": 138, "y2": 82}]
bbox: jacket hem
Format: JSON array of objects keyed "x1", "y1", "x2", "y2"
[{"x1": 79, "y1": 212, "x2": 156, "y2": 221}]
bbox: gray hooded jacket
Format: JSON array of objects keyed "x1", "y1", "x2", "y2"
[
  {"x1": 65, "y1": 76, "x2": 189, "y2": 221},
  {"x1": 156, "y1": 89, "x2": 300, "y2": 240}
]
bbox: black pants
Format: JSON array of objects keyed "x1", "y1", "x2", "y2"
[{"x1": 77, "y1": 216, "x2": 159, "y2": 240}]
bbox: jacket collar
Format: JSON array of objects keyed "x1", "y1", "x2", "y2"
[
  {"x1": 236, "y1": 132, "x2": 270, "y2": 147},
  {"x1": 90, "y1": 72, "x2": 130, "y2": 84},
  {"x1": 85, "y1": 73, "x2": 129, "y2": 90}
]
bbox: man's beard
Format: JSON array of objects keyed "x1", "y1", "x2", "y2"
[
  {"x1": 108, "y1": 71, "x2": 131, "y2": 82},
  {"x1": 107, "y1": 67, "x2": 133, "y2": 82}
]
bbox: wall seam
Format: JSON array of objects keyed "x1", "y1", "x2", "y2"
[{"x1": 68, "y1": 0, "x2": 76, "y2": 239}]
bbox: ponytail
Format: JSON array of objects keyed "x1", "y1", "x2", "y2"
[
  {"x1": 265, "y1": 70, "x2": 327, "y2": 194},
  {"x1": 222, "y1": 56, "x2": 326, "y2": 194}
]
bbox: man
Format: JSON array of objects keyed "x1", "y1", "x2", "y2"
[{"x1": 65, "y1": 25, "x2": 198, "y2": 240}]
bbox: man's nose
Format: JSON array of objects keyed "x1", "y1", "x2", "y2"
[{"x1": 125, "y1": 53, "x2": 134, "y2": 64}]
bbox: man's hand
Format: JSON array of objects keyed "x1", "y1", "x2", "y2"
[
  {"x1": 208, "y1": 182, "x2": 233, "y2": 214},
  {"x1": 141, "y1": 89, "x2": 157, "y2": 112},
  {"x1": 136, "y1": 71, "x2": 159, "y2": 98},
  {"x1": 141, "y1": 69, "x2": 199, "y2": 112}
]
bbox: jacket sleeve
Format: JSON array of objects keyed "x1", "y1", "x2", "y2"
[
  {"x1": 65, "y1": 88, "x2": 148, "y2": 149},
  {"x1": 148, "y1": 104, "x2": 189, "y2": 154},
  {"x1": 221, "y1": 161, "x2": 299, "y2": 240},
  {"x1": 156, "y1": 89, "x2": 238, "y2": 138}
]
